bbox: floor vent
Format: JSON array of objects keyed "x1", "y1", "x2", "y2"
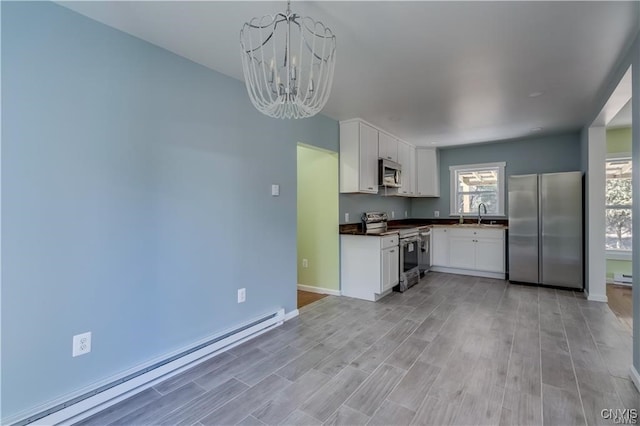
[{"x1": 10, "y1": 309, "x2": 285, "y2": 426}]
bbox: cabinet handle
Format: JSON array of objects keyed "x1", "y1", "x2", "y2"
[
  {"x1": 387, "y1": 156, "x2": 392, "y2": 160},
  {"x1": 368, "y1": 187, "x2": 374, "y2": 190},
  {"x1": 390, "y1": 250, "x2": 395, "y2": 253}
]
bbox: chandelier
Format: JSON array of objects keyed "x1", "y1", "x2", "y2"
[{"x1": 240, "y1": 1, "x2": 336, "y2": 119}]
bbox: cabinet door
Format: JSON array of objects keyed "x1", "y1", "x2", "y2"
[
  {"x1": 381, "y1": 246, "x2": 399, "y2": 292},
  {"x1": 431, "y1": 228, "x2": 450, "y2": 266},
  {"x1": 449, "y1": 237, "x2": 476, "y2": 269},
  {"x1": 397, "y1": 141, "x2": 415, "y2": 196},
  {"x1": 359, "y1": 123, "x2": 379, "y2": 193},
  {"x1": 416, "y1": 148, "x2": 439, "y2": 197},
  {"x1": 475, "y1": 238, "x2": 505, "y2": 272},
  {"x1": 378, "y1": 132, "x2": 398, "y2": 162},
  {"x1": 407, "y1": 145, "x2": 416, "y2": 196}
]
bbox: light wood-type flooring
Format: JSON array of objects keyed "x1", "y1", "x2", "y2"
[
  {"x1": 608, "y1": 284, "x2": 633, "y2": 331},
  {"x1": 298, "y1": 290, "x2": 328, "y2": 309},
  {"x1": 76, "y1": 273, "x2": 639, "y2": 426}
]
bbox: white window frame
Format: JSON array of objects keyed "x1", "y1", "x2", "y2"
[
  {"x1": 449, "y1": 162, "x2": 506, "y2": 217},
  {"x1": 605, "y1": 152, "x2": 632, "y2": 260}
]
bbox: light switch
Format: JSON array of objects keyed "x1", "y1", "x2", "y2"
[{"x1": 271, "y1": 184, "x2": 280, "y2": 196}]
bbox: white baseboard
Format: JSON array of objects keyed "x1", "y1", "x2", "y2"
[
  {"x1": 430, "y1": 266, "x2": 505, "y2": 280},
  {"x1": 7, "y1": 309, "x2": 285, "y2": 426},
  {"x1": 584, "y1": 289, "x2": 608, "y2": 303},
  {"x1": 297, "y1": 284, "x2": 341, "y2": 296},
  {"x1": 630, "y1": 365, "x2": 640, "y2": 393},
  {"x1": 284, "y1": 309, "x2": 299, "y2": 321},
  {"x1": 608, "y1": 280, "x2": 633, "y2": 287}
]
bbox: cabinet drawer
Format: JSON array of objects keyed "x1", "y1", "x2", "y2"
[
  {"x1": 449, "y1": 228, "x2": 504, "y2": 240},
  {"x1": 381, "y1": 235, "x2": 399, "y2": 249}
]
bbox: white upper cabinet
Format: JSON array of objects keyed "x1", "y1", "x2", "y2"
[
  {"x1": 397, "y1": 141, "x2": 415, "y2": 196},
  {"x1": 340, "y1": 119, "x2": 436, "y2": 197},
  {"x1": 378, "y1": 132, "x2": 398, "y2": 162},
  {"x1": 340, "y1": 120, "x2": 379, "y2": 194},
  {"x1": 416, "y1": 148, "x2": 440, "y2": 197}
]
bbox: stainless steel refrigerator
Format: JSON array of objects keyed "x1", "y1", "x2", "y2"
[{"x1": 508, "y1": 172, "x2": 583, "y2": 289}]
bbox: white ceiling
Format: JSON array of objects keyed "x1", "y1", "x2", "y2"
[{"x1": 59, "y1": 1, "x2": 639, "y2": 147}]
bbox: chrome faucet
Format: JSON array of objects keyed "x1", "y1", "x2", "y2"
[{"x1": 478, "y1": 203, "x2": 487, "y2": 224}]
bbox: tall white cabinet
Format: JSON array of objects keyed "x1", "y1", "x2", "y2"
[
  {"x1": 340, "y1": 120, "x2": 379, "y2": 194},
  {"x1": 397, "y1": 141, "x2": 415, "y2": 196},
  {"x1": 416, "y1": 148, "x2": 439, "y2": 197}
]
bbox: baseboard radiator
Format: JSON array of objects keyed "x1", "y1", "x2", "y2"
[
  {"x1": 613, "y1": 273, "x2": 633, "y2": 285},
  {"x1": 10, "y1": 309, "x2": 285, "y2": 426}
]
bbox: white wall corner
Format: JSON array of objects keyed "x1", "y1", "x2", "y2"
[
  {"x1": 630, "y1": 365, "x2": 640, "y2": 392},
  {"x1": 587, "y1": 126, "x2": 607, "y2": 302},
  {"x1": 284, "y1": 309, "x2": 299, "y2": 322}
]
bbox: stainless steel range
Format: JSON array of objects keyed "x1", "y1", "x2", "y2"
[
  {"x1": 395, "y1": 227, "x2": 421, "y2": 292},
  {"x1": 361, "y1": 212, "x2": 422, "y2": 292}
]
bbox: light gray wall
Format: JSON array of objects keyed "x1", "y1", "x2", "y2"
[
  {"x1": 412, "y1": 132, "x2": 582, "y2": 219},
  {"x1": 340, "y1": 194, "x2": 411, "y2": 224},
  {"x1": 1, "y1": 2, "x2": 338, "y2": 419}
]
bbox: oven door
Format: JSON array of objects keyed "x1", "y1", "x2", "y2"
[{"x1": 401, "y1": 237, "x2": 419, "y2": 273}]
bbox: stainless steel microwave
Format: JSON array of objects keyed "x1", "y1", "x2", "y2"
[{"x1": 378, "y1": 158, "x2": 402, "y2": 187}]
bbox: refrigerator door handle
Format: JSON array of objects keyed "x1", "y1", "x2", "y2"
[{"x1": 538, "y1": 174, "x2": 543, "y2": 283}]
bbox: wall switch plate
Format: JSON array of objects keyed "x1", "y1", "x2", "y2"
[
  {"x1": 72, "y1": 332, "x2": 92, "y2": 357},
  {"x1": 271, "y1": 184, "x2": 280, "y2": 196},
  {"x1": 237, "y1": 288, "x2": 246, "y2": 303},
  {"x1": 391, "y1": 211, "x2": 395, "y2": 219},
  {"x1": 405, "y1": 211, "x2": 408, "y2": 218},
  {"x1": 434, "y1": 211, "x2": 440, "y2": 217},
  {"x1": 302, "y1": 259, "x2": 308, "y2": 268},
  {"x1": 345, "y1": 213, "x2": 349, "y2": 223}
]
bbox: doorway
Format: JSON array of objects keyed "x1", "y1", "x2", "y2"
[
  {"x1": 604, "y1": 104, "x2": 633, "y2": 331},
  {"x1": 296, "y1": 144, "x2": 339, "y2": 309}
]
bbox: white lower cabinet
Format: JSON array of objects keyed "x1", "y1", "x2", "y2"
[
  {"x1": 475, "y1": 238, "x2": 505, "y2": 272},
  {"x1": 382, "y1": 246, "x2": 400, "y2": 292},
  {"x1": 431, "y1": 227, "x2": 505, "y2": 278},
  {"x1": 431, "y1": 228, "x2": 450, "y2": 266},
  {"x1": 341, "y1": 234, "x2": 399, "y2": 301},
  {"x1": 449, "y1": 237, "x2": 476, "y2": 270}
]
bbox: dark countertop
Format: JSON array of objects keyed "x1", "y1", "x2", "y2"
[{"x1": 339, "y1": 218, "x2": 508, "y2": 235}]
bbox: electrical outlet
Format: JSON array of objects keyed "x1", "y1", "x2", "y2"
[
  {"x1": 271, "y1": 184, "x2": 280, "y2": 196},
  {"x1": 237, "y1": 288, "x2": 246, "y2": 303},
  {"x1": 434, "y1": 211, "x2": 440, "y2": 217},
  {"x1": 345, "y1": 213, "x2": 350, "y2": 223},
  {"x1": 302, "y1": 259, "x2": 308, "y2": 268},
  {"x1": 72, "y1": 332, "x2": 92, "y2": 357},
  {"x1": 391, "y1": 211, "x2": 395, "y2": 219}
]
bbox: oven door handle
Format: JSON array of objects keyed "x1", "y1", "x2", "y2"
[{"x1": 401, "y1": 237, "x2": 420, "y2": 246}]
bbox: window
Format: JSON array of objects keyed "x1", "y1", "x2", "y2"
[
  {"x1": 450, "y1": 162, "x2": 506, "y2": 216},
  {"x1": 606, "y1": 156, "x2": 632, "y2": 252}
]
